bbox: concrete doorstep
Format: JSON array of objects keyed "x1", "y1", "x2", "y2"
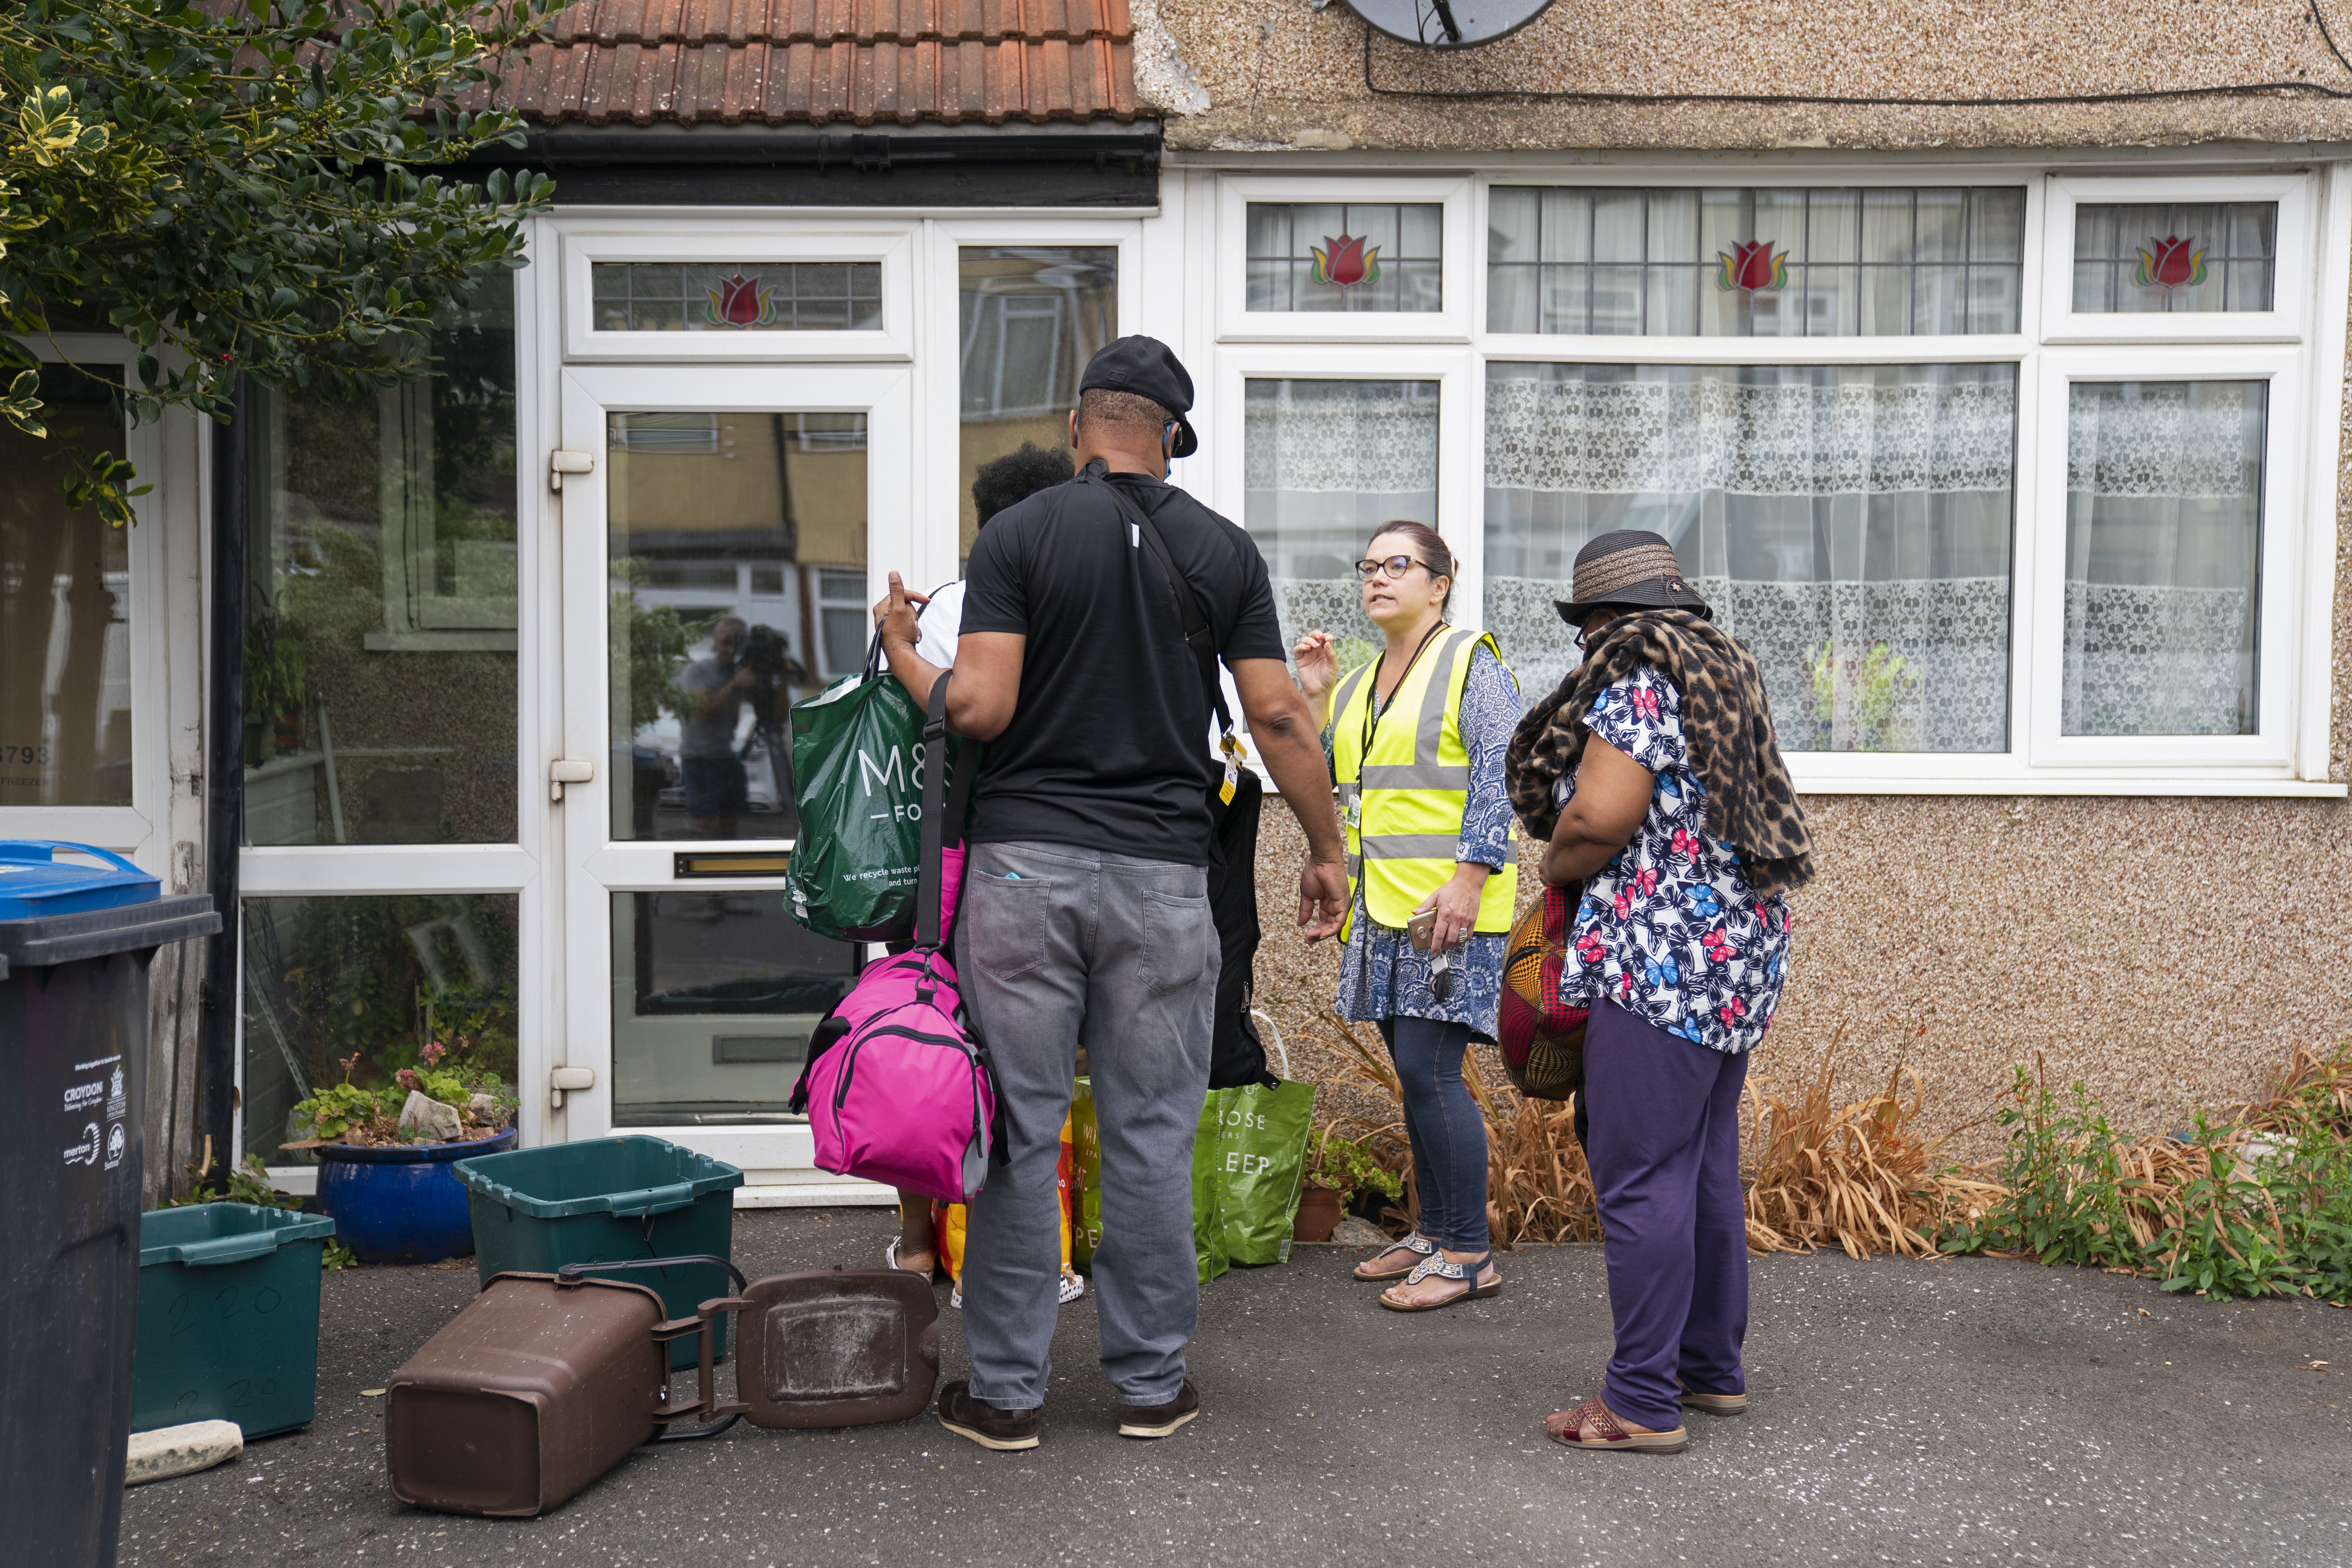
[{"x1": 125, "y1": 1421, "x2": 242, "y2": 1486}]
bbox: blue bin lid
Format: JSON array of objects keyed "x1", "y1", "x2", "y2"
[{"x1": 0, "y1": 841, "x2": 159, "y2": 919}]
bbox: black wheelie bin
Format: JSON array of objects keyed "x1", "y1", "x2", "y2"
[{"x1": 0, "y1": 842, "x2": 219, "y2": 1567}]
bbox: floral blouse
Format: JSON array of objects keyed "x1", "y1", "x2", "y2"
[
  {"x1": 1328, "y1": 644, "x2": 1519, "y2": 1038},
  {"x1": 1554, "y1": 664, "x2": 1791, "y2": 1055}
]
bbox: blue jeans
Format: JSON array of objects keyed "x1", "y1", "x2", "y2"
[{"x1": 1380, "y1": 1016, "x2": 1489, "y2": 1252}]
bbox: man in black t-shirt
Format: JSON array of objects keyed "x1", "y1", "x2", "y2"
[{"x1": 877, "y1": 336, "x2": 1348, "y2": 1453}]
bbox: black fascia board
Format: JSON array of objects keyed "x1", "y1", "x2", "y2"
[{"x1": 456, "y1": 120, "x2": 1161, "y2": 206}]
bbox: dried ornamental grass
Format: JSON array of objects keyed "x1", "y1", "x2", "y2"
[{"x1": 1740, "y1": 1053, "x2": 2002, "y2": 1259}]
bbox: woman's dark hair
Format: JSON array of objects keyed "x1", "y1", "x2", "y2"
[
  {"x1": 973, "y1": 442, "x2": 1076, "y2": 528},
  {"x1": 1365, "y1": 520, "x2": 1455, "y2": 611}
]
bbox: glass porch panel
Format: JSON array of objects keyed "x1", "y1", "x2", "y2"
[
  {"x1": 2062, "y1": 381, "x2": 2265, "y2": 736},
  {"x1": 241, "y1": 274, "x2": 518, "y2": 846},
  {"x1": 240, "y1": 893, "x2": 519, "y2": 1165},
  {"x1": 1482, "y1": 361, "x2": 2018, "y2": 751},
  {"x1": 1486, "y1": 186, "x2": 2025, "y2": 336},
  {"x1": 1242, "y1": 377, "x2": 1440, "y2": 663},
  {"x1": 607, "y1": 411, "x2": 866, "y2": 841},
  {"x1": 958, "y1": 246, "x2": 1116, "y2": 560},
  {"x1": 609, "y1": 891, "x2": 857, "y2": 1126},
  {"x1": 0, "y1": 364, "x2": 131, "y2": 807},
  {"x1": 1244, "y1": 201, "x2": 1443, "y2": 313},
  {"x1": 2070, "y1": 203, "x2": 2276, "y2": 314},
  {"x1": 591, "y1": 262, "x2": 883, "y2": 332}
]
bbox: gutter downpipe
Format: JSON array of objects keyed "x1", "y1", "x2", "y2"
[{"x1": 197, "y1": 375, "x2": 245, "y2": 1191}]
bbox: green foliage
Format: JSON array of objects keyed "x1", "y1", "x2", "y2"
[
  {"x1": 1942, "y1": 1069, "x2": 2139, "y2": 1269},
  {"x1": 612, "y1": 561, "x2": 708, "y2": 731},
  {"x1": 1944, "y1": 1053, "x2": 2352, "y2": 1304},
  {"x1": 1806, "y1": 641, "x2": 1918, "y2": 752},
  {"x1": 0, "y1": 0, "x2": 564, "y2": 525},
  {"x1": 322, "y1": 1239, "x2": 358, "y2": 1270},
  {"x1": 1305, "y1": 1124, "x2": 1405, "y2": 1208},
  {"x1": 167, "y1": 1151, "x2": 298, "y2": 1209}
]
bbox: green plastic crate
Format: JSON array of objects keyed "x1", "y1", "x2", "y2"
[
  {"x1": 134, "y1": 1203, "x2": 336, "y2": 1438},
  {"x1": 455, "y1": 1136, "x2": 742, "y2": 1369}
]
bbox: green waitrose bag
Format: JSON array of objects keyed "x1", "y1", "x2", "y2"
[
  {"x1": 1202, "y1": 1077, "x2": 1318, "y2": 1266},
  {"x1": 782, "y1": 637, "x2": 969, "y2": 943},
  {"x1": 1192, "y1": 1094, "x2": 1230, "y2": 1283}
]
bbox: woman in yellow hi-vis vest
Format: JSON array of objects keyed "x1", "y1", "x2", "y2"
[{"x1": 1294, "y1": 523, "x2": 1518, "y2": 1312}]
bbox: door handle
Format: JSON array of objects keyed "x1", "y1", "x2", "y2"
[
  {"x1": 548, "y1": 449, "x2": 595, "y2": 492},
  {"x1": 548, "y1": 758, "x2": 595, "y2": 802}
]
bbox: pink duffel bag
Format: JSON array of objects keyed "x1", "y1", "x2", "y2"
[{"x1": 791, "y1": 672, "x2": 995, "y2": 1204}]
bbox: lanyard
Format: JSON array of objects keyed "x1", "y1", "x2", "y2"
[{"x1": 1360, "y1": 619, "x2": 1448, "y2": 766}]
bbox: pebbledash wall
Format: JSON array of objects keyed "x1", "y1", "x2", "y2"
[{"x1": 1131, "y1": 0, "x2": 2352, "y2": 1149}]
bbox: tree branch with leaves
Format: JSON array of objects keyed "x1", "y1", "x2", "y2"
[{"x1": 0, "y1": 0, "x2": 562, "y2": 525}]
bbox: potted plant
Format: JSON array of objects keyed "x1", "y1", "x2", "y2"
[
  {"x1": 1294, "y1": 1126, "x2": 1405, "y2": 1243},
  {"x1": 283, "y1": 1037, "x2": 518, "y2": 1265}
]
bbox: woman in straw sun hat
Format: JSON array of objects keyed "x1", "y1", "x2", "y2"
[{"x1": 1506, "y1": 528, "x2": 1812, "y2": 1455}]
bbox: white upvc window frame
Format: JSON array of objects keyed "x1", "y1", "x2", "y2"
[
  {"x1": 1216, "y1": 175, "x2": 1476, "y2": 345},
  {"x1": 0, "y1": 338, "x2": 174, "y2": 858},
  {"x1": 1208, "y1": 344, "x2": 1480, "y2": 604},
  {"x1": 558, "y1": 224, "x2": 918, "y2": 363},
  {"x1": 917, "y1": 214, "x2": 1147, "y2": 592},
  {"x1": 1207, "y1": 163, "x2": 2347, "y2": 797},
  {"x1": 2040, "y1": 172, "x2": 2312, "y2": 345},
  {"x1": 2026, "y1": 344, "x2": 2303, "y2": 774}
]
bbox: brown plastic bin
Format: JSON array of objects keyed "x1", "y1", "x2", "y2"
[
  {"x1": 385, "y1": 1264, "x2": 736, "y2": 1518},
  {"x1": 719, "y1": 1268, "x2": 942, "y2": 1430}
]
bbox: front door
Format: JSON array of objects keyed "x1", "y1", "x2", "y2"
[{"x1": 554, "y1": 365, "x2": 912, "y2": 1192}]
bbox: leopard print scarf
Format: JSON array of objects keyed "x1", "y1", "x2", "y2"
[{"x1": 1506, "y1": 609, "x2": 1814, "y2": 898}]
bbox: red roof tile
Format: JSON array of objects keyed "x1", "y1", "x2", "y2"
[{"x1": 479, "y1": 0, "x2": 1140, "y2": 126}]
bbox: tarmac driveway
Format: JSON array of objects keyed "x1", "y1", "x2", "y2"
[{"x1": 118, "y1": 1207, "x2": 2352, "y2": 1567}]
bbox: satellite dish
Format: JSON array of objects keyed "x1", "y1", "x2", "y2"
[{"x1": 1346, "y1": 0, "x2": 1555, "y2": 49}]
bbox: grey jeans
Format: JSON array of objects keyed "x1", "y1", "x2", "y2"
[{"x1": 954, "y1": 839, "x2": 1218, "y2": 1409}]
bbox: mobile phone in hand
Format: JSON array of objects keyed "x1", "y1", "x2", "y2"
[{"x1": 1407, "y1": 909, "x2": 1436, "y2": 953}]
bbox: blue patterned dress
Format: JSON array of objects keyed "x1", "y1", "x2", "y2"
[
  {"x1": 1555, "y1": 664, "x2": 1792, "y2": 1054},
  {"x1": 1328, "y1": 644, "x2": 1520, "y2": 1040}
]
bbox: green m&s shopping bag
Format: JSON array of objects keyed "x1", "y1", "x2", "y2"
[{"x1": 782, "y1": 630, "x2": 970, "y2": 942}]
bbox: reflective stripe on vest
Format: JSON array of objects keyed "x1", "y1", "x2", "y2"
[{"x1": 1329, "y1": 626, "x2": 1517, "y2": 940}]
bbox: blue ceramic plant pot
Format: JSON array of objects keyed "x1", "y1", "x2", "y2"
[{"x1": 316, "y1": 1129, "x2": 518, "y2": 1265}]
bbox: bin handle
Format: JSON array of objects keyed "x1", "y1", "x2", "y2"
[
  {"x1": 554, "y1": 1253, "x2": 749, "y2": 1294},
  {"x1": 604, "y1": 1182, "x2": 698, "y2": 1219},
  {"x1": 0, "y1": 840, "x2": 147, "y2": 878},
  {"x1": 171, "y1": 1232, "x2": 283, "y2": 1268}
]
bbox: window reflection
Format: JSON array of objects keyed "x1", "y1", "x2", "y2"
[
  {"x1": 242, "y1": 273, "x2": 519, "y2": 844},
  {"x1": 958, "y1": 247, "x2": 1116, "y2": 560},
  {"x1": 607, "y1": 411, "x2": 866, "y2": 841},
  {"x1": 241, "y1": 893, "x2": 519, "y2": 1165},
  {"x1": 610, "y1": 891, "x2": 858, "y2": 1126},
  {"x1": 0, "y1": 365, "x2": 132, "y2": 807}
]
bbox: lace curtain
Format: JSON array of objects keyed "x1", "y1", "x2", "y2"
[
  {"x1": 2061, "y1": 381, "x2": 2265, "y2": 737},
  {"x1": 1245, "y1": 378, "x2": 1441, "y2": 658},
  {"x1": 1483, "y1": 362, "x2": 2018, "y2": 752}
]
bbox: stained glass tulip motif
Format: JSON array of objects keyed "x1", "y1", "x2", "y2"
[
  {"x1": 706, "y1": 272, "x2": 777, "y2": 328},
  {"x1": 1309, "y1": 233, "x2": 1381, "y2": 290},
  {"x1": 1716, "y1": 240, "x2": 1788, "y2": 293},
  {"x1": 2132, "y1": 236, "x2": 2207, "y2": 292}
]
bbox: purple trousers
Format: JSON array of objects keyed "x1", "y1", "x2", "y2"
[{"x1": 1581, "y1": 998, "x2": 1751, "y2": 1432}]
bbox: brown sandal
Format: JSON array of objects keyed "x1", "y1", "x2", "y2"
[
  {"x1": 1677, "y1": 1382, "x2": 1747, "y2": 1416},
  {"x1": 1545, "y1": 1394, "x2": 1690, "y2": 1453}
]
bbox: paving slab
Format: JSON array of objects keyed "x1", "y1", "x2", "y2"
[{"x1": 118, "y1": 1207, "x2": 2352, "y2": 1567}]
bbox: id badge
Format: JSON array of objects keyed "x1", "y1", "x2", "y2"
[{"x1": 1344, "y1": 793, "x2": 1363, "y2": 830}]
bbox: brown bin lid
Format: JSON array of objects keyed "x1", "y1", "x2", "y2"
[
  {"x1": 735, "y1": 1268, "x2": 940, "y2": 1430},
  {"x1": 386, "y1": 1274, "x2": 670, "y2": 1517}
]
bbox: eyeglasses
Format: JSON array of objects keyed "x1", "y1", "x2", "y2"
[{"x1": 1355, "y1": 555, "x2": 1433, "y2": 583}]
